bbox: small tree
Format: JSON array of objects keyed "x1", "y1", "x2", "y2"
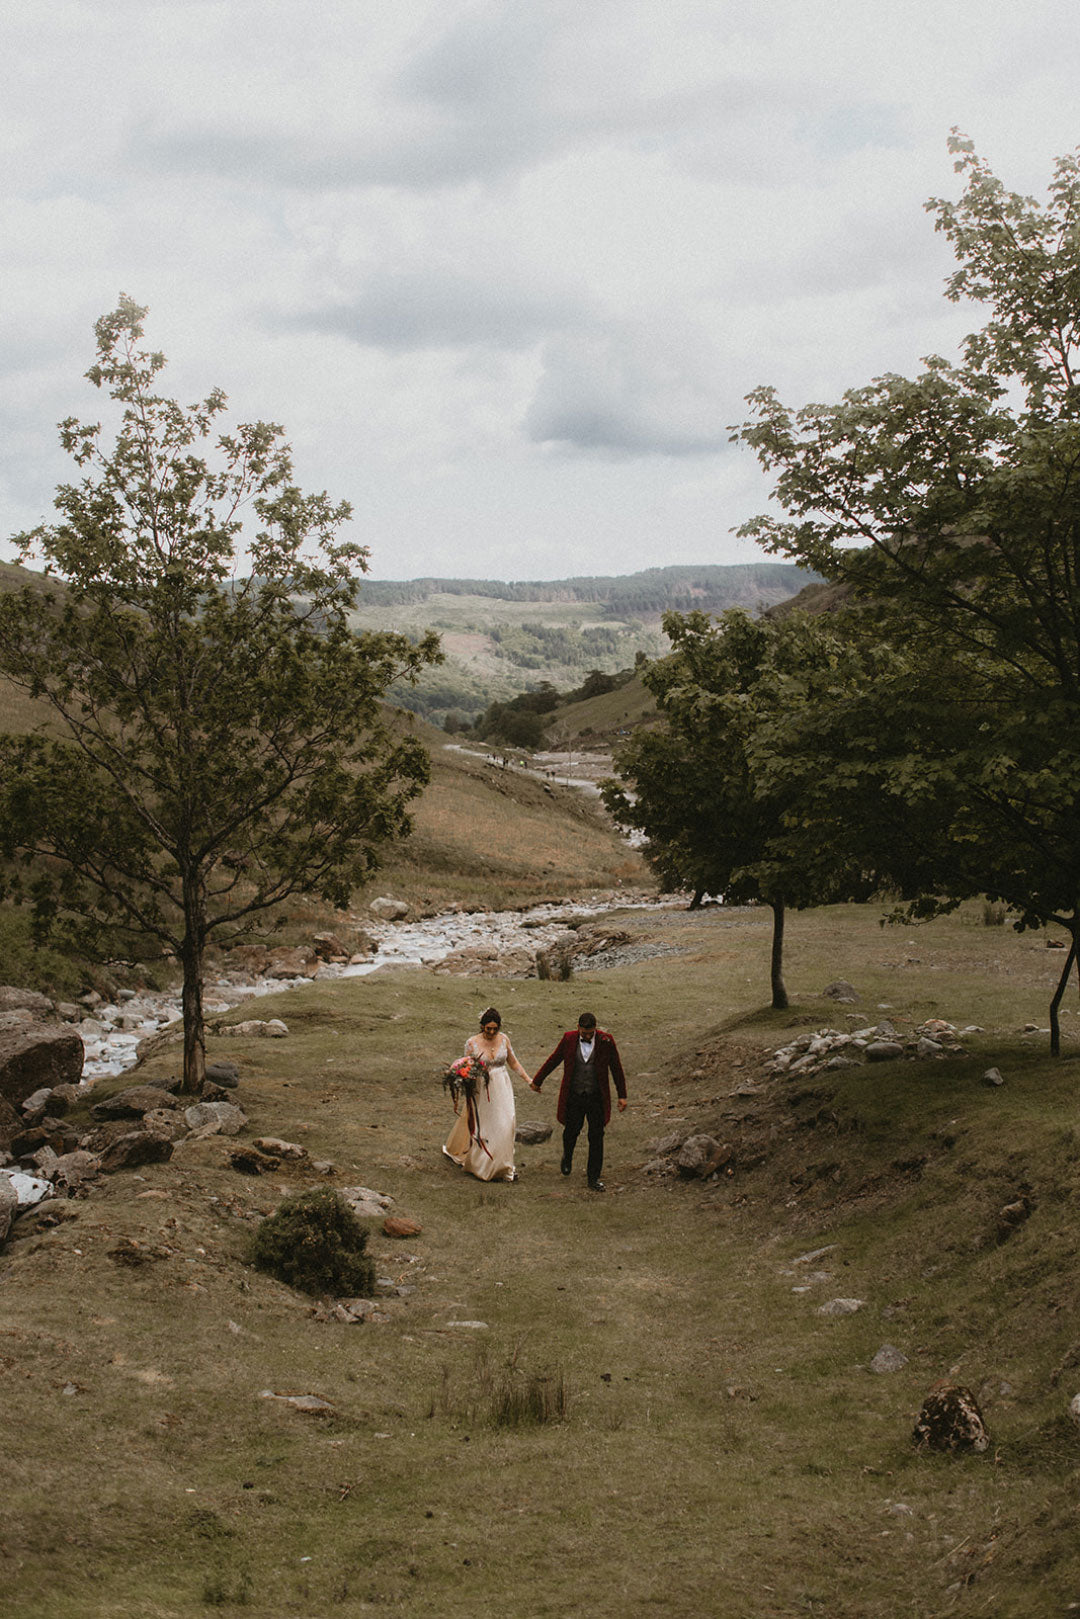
[
  {"x1": 0, "y1": 297, "x2": 440, "y2": 1090},
  {"x1": 602, "y1": 609, "x2": 860, "y2": 1010}
]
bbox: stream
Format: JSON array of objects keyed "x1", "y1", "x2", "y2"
[{"x1": 77, "y1": 890, "x2": 655, "y2": 1084}]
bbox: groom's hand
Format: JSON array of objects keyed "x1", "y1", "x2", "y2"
[{"x1": 618, "y1": 1097, "x2": 628, "y2": 1111}]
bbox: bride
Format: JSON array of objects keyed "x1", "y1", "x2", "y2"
[{"x1": 443, "y1": 1007, "x2": 531, "y2": 1182}]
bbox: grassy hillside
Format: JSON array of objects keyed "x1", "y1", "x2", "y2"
[
  {"x1": 354, "y1": 564, "x2": 817, "y2": 725},
  {"x1": 4, "y1": 899, "x2": 1080, "y2": 1616}
]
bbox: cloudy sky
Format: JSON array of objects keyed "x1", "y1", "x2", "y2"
[{"x1": 2, "y1": 0, "x2": 1078, "y2": 582}]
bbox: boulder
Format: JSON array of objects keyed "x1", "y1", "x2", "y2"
[
  {"x1": 912, "y1": 1384, "x2": 989, "y2": 1453},
  {"x1": 183, "y1": 1101, "x2": 247, "y2": 1136},
  {"x1": 205, "y1": 1061, "x2": 240, "y2": 1088},
  {"x1": 218, "y1": 1019, "x2": 288, "y2": 1039},
  {"x1": 50, "y1": 1149, "x2": 101, "y2": 1193},
  {"x1": 252, "y1": 1136, "x2": 307, "y2": 1160},
  {"x1": 0, "y1": 1175, "x2": 18, "y2": 1244},
  {"x1": 98, "y1": 1130, "x2": 175, "y2": 1174},
  {"x1": 676, "y1": 1134, "x2": 730, "y2": 1178},
  {"x1": 515, "y1": 1121, "x2": 553, "y2": 1145},
  {"x1": 822, "y1": 980, "x2": 860, "y2": 1003},
  {"x1": 865, "y1": 1040, "x2": 905, "y2": 1062},
  {"x1": 369, "y1": 897, "x2": 410, "y2": 921},
  {"x1": 0, "y1": 987, "x2": 54, "y2": 1017},
  {"x1": 383, "y1": 1216, "x2": 422, "y2": 1238},
  {"x1": 340, "y1": 1185, "x2": 394, "y2": 1220},
  {"x1": 817, "y1": 1298, "x2": 866, "y2": 1316},
  {"x1": 870, "y1": 1344, "x2": 909, "y2": 1374},
  {"x1": 312, "y1": 933, "x2": 349, "y2": 961},
  {"x1": 91, "y1": 1085, "x2": 181, "y2": 1121},
  {"x1": 265, "y1": 947, "x2": 319, "y2": 980},
  {"x1": 0, "y1": 1024, "x2": 84, "y2": 1110}
]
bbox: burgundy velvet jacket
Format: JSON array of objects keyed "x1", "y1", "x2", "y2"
[{"x1": 533, "y1": 1029, "x2": 626, "y2": 1124}]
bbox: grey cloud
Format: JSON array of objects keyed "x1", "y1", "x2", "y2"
[
  {"x1": 275, "y1": 269, "x2": 592, "y2": 352},
  {"x1": 526, "y1": 324, "x2": 728, "y2": 457}
]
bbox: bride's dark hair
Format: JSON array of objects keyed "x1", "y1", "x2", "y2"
[{"x1": 479, "y1": 1007, "x2": 502, "y2": 1028}]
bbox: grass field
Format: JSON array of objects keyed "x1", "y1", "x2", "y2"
[{"x1": 3, "y1": 899, "x2": 1080, "y2": 1617}]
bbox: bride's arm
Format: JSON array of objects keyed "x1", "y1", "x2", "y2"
[{"x1": 505, "y1": 1041, "x2": 530, "y2": 1082}]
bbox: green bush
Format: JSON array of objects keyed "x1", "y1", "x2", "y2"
[{"x1": 249, "y1": 1188, "x2": 375, "y2": 1297}]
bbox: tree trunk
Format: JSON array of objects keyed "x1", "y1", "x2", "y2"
[
  {"x1": 770, "y1": 897, "x2": 789, "y2": 1011},
  {"x1": 1048, "y1": 923, "x2": 1078, "y2": 1058},
  {"x1": 179, "y1": 883, "x2": 207, "y2": 1093}
]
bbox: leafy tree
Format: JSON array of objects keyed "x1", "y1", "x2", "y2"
[
  {"x1": 736, "y1": 135, "x2": 1080, "y2": 1050},
  {"x1": 602, "y1": 609, "x2": 862, "y2": 1009},
  {"x1": 0, "y1": 297, "x2": 440, "y2": 1090}
]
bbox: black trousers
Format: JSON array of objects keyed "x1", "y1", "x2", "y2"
[{"x1": 563, "y1": 1088, "x2": 605, "y2": 1183}]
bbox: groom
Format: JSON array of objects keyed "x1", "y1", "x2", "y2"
[{"x1": 530, "y1": 1012, "x2": 627, "y2": 1191}]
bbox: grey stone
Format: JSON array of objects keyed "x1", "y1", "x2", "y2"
[
  {"x1": 92, "y1": 1085, "x2": 180, "y2": 1121},
  {"x1": 822, "y1": 980, "x2": 860, "y2": 1002},
  {"x1": 252, "y1": 1136, "x2": 307, "y2": 1160},
  {"x1": 676, "y1": 1134, "x2": 727, "y2": 1178},
  {"x1": 21, "y1": 1087, "x2": 55, "y2": 1115},
  {"x1": 340, "y1": 1185, "x2": 394, "y2": 1219},
  {"x1": 870, "y1": 1344, "x2": 909, "y2": 1374},
  {"x1": 817, "y1": 1297, "x2": 866, "y2": 1316},
  {"x1": 865, "y1": 1040, "x2": 905, "y2": 1062},
  {"x1": 982, "y1": 1067, "x2": 1005, "y2": 1087},
  {"x1": 0, "y1": 1024, "x2": 84, "y2": 1110},
  {"x1": 98, "y1": 1130, "x2": 175, "y2": 1173},
  {"x1": 205, "y1": 1061, "x2": 239, "y2": 1088},
  {"x1": 219, "y1": 1019, "x2": 288, "y2": 1039},
  {"x1": 0, "y1": 1175, "x2": 18, "y2": 1244},
  {"x1": 515, "y1": 1120, "x2": 552, "y2": 1144},
  {"x1": 0, "y1": 987, "x2": 54, "y2": 1017},
  {"x1": 183, "y1": 1101, "x2": 247, "y2": 1136},
  {"x1": 369, "y1": 896, "x2": 410, "y2": 921}
]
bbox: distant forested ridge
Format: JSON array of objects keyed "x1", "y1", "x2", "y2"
[{"x1": 358, "y1": 563, "x2": 818, "y2": 618}]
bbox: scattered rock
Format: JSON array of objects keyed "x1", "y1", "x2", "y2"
[
  {"x1": 446, "y1": 1320, "x2": 489, "y2": 1330},
  {"x1": 265, "y1": 947, "x2": 320, "y2": 980},
  {"x1": 98, "y1": 1130, "x2": 175, "y2": 1174},
  {"x1": 0, "y1": 987, "x2": 54, "y2": 1017},
  {"x1": 982, "y1": 1067, "x2": 1005, "y2": 1087},
  {"x1": 822, "y1": 980, "x2": 860, "y2": 1002},
  {"x1": 217, "y1": 1019, "x2": 288, "y2": 1040},
  {"x1": 50, "y1": 1150, "x2": 101, "y2": 1193},
  {"x1": 0, "y1": 1024, "x2": 85, "y2": 1110},
  {"x1": 817, "y1": 1298, "x2": 866, "y2": 1316},
  {"x1": 310, "y1": 1298, "x2": 387, "y2": 1324},
  {"x1": 870, "y1": 1344, "x2": 909, "y2": 1374},
  {"x1": 0, "y1": 1175, "x2": 18, "y2": 1243},
  {"x1": 340, "y1": 1185, "x2": 394, "y2": 1220},
  {"x1": 996, "y1": 1195, "x2": 1033, "y2": 1242},
  {"x1": 183, "y1": 1101, "x2": 247, "y2": 1136},
  {"x1": 383, "y1": 1216, "x2": 422, "y2": 1239},
  {"x1": 913, "y1": 1383, "x2": 989, "y2": 1452},
  {"x1": 676, "y1": 1134, "x2": 731, "y2": 1178},
  {"x1": 1068, "y1": 1393, "x2": 1080, "y2": 1429},
  {"x1": 252, "y1": 1137, "x2": 307, "y2": 1161},
  {"x1": 865, "y1": 1040, "x2": 905, "y2": 1062},
  {"x1": 369, "y1": 897, "x2": 410, "y2": 921},
  {"x1": 1, "y1": 1168, "x2": 55, "y2": 1209},
  {"x1": 229, "y1": 1146, "x2": 278, "y2": 1175},
  {"x1": 92, "y1": 1085, "x2": 181, "y2": 1121},
  {"x1": 205, "y1": 1061, "x2": 240, "y2": 1088},
  {"x1": 515, "y1": 1121, "x2": 552, "y2": 1144},
  {"x1": 259, "y1": 1390, "x2": 336, "y2": 1414}
]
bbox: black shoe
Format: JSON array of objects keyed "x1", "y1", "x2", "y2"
[
  {"x1": 588, "y1": 1178, "x2": 605, "y2": 1192},
  {"x1": 560, "y1": 1156, "x2": 572, "y2": 1176}
]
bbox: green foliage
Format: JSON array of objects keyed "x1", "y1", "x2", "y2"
[
  {"x1": 735, "y1": 135, "x2": 1080, "y2": 1046},
  {"x1": 0, "y1": 298, "x2": 440, "y2": 1088},
  {"x1": 249, "y1": 1188, "x2": 375, "y2": 1298}
]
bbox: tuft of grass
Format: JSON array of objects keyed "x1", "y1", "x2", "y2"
[{"x1": 428, "y1": 1348, "x2": 570, "y2": 1428}]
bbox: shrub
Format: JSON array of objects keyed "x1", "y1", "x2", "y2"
[{"x1": 249, "y1": 1188, "x2": 375, "y2": 1297}]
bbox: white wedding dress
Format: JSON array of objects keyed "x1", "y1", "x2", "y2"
[{"x1": 443, "y1": 1035, "x2": 517, "y2": 1182}]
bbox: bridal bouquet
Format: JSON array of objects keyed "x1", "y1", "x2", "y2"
[{"x1": 442, "y1": 1052, "x2": 489, "y2": 1111}]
